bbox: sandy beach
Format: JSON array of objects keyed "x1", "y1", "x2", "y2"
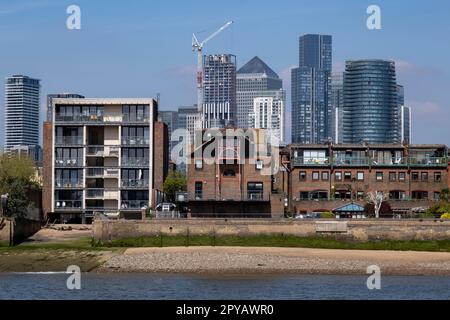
[{"x1": 98, "y1": 246, "x2": 450, "y2": 276}]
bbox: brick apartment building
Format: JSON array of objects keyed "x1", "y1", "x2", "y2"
[
  {"x1": 278, "y1": 143, "x2": 449, "y2": 216},
  {"x1": 186, "y1": 128, "x2": 284, "y2": 217},
  {"x1": 42, "y1": 98, "x2": 168, "y2": 223}
]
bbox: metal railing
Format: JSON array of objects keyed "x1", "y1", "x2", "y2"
[
  {"x1": 120, "y1": 200, "x2": 149, "y2": 210},
  {"x1": 292, "y1": 157, "x2": 330, "y2": 166},
  {"x1": 333, "y1": 157, "x2": 370, "y2": 166},
  {"x1": 408, "y1": 157, "x2": 447, "y2": 166},
  {"x1": 85, "y1": 167, "x2": 119, "y2": 178},
  {"x1": 121, "y1": 179, "x2": 149, "y2": 188},
  {"x1": 292, "y1": 156, "x2": 448, "y2": 167},
  {"x1": 55, "y1": 158, "x2": 83, "y2": 167},
  {"x1": 371, "y1": 157, "x2": 408, "y2": 166},
  {"x1": 54, "y1": 200, "x2": 82, "y2": 209},
  {"x1": 86, "y1": 146, "x2": 104, "y2": 156},
  {"x1": 55, "y1": 114, "x2": 104, "y2": 122},
  {"x1": 121, "y1": 157, "x2": 149, "y2": 166},
  {"x1": 121, "y1": 136, "x2": 150, "y2": 145},
  {"x1": 86, "y1": 189, "x2": 119, "y2": 199},
  {"x1": 122, "y1": 114, "x2": 150, "y2": 123},
  {"x1": 55, "y1": 136, "x2": 83, "y2": 145},
  {"x1": 55, "y1": 179, "x2": 83, "y2": 188}
]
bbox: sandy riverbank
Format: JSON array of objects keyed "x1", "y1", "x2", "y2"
[{"x1": 98, "y1": 246, "x2": 450, "y2": 276}]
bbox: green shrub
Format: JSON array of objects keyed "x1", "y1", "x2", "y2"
[
  {"x1": 440, "y1": 213, "x2": 450, "y2": 219},
  {"x1": 320, "y1": 211, "x2": 335, "y2": 219}
]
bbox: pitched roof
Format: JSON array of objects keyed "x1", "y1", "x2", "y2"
[
  {"x1": 333, "y1": 202, "x2": 365, "y2": 212},
  {"x1": 237, "y1": 56, "x2": 279, "y2": 78}
]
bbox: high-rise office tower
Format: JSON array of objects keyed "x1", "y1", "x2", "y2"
[
  {"x1": 47, "y1": 93, "x2": 85, "y2": 122},
  {"x1": 342, "y1": 60, "x2": 399, "y2": 144},
  {"x1": 4, "y1": 75, "x2": 40, "y2": 152},
  {"x1": 202, "y1": 54, "x2": 237, "y2": 129},
  {"x1": 397, "y1": 85, "x2": 411, "y2": 143},
  {"x1": 330, "y1": 72, "x2": 344, "y2": 144},
  {"x1": 236, "y1": 56, "x2": 283, "y2": 128},
  {"x1": 249, "y1": 96, "x2": 285, "y2": 143},
  {"x1": 158, "y1": 110, "x2": 179, "y2": 156},
  {"x1": 291, "y1": 34, "x2": 332, "y2": 144}
]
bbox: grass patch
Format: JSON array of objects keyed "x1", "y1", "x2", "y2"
[
  {"x1": 96, "y1": 234, "x2": 450, "y2": 252},
  {"x1": 0, "y1": 237, "x2": 110, "y2": 251}
]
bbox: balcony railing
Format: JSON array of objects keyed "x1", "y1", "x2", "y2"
[
  {"x1": 371, "y1": 157, "x2": 408, "y2": 166},
  {"x1": 333, "y1": 157, "x2": 370, "y2": 166},
  {"x1": 190, "y1": 193, "x2": 270, "y2": 201},
  {"x1": 121, "y1": 157, "x2": 149, "y2": 166},
  {"x1": 408, "y1": 157, "x2": 447, "y2": 166},
  {"x1": 120, "y1": 200, "x2": 149, "y2": 210},
  {"x1": 86, "y1": 167, "x2": 119, "y2": 178},
  {"x1": 55, "y1": 136, "x2": 83, "y2": 145},
  {"x1": 292, "y1": 157, "x2": 330, "y2": 166},
  {"x1": 121, "y1": 136, "x2": 150, "y2": 145},
  {"x1": 122, "y1": 114, "x2": 150, "y2": 123},
  {"x1": 55, "y1": 158, "x2": 83, "y2": 167},
  {"x1": 55, "y1": 114, "x2": 104, "y2": 123},
  {"x1": 104, "y1": 146, "x2": 120, "y2": 157},
  {"x1": 55, "y1": 179, "x2": 83, "y2": 188},
  {"x1": 54, "y1": 200, "x2": 82, "y2": 210},
  {"x1": 86, "y1": 146, "x2": 104, "y2": 156},
  {"x1": 121, "y1": 179, "x2": 149, "y2": 188},
  {"x1": 86, "y1": 189, "x2": 119, "y2": 199}
]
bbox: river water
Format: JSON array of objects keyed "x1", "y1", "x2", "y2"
[{"x1": 0, "y1": 273, "x2": 448, "y2": 300}]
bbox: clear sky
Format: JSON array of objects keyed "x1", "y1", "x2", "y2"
[{"x1": 0, "y1": 0, "x2": 449, "y2": 146}]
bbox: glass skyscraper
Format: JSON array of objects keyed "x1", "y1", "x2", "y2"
[
  {"x1": 342, "y1": 60, "x2": 399, "y2": 144},
  {"x1": 330, "y1": 72, "x2": 344, "y2": 144},
  {"x1": 291, "y1": 34, "x2": 332, "y2": 144},
  {"x1": 4, "y1": 75, "x2": 40, "y2": 151},
  {"x1": 236, "y1": 56, "x2": 283, "y2": 129}
]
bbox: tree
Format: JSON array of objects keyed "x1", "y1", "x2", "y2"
[
  {"x1": 366, "y1": 191, "x2": 388, "y2": 219},
  {"x1": 0, "y1": 154, "x2": 37, "y2": 218},
  {"x1": 163, "y1": 171, "x2": 187, "y2": 203},
  {"x1": 440, "y1": 188, "x2": 449, "y2": 202}
]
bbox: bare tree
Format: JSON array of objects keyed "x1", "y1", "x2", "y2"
[{"x1": 366, "y1": 191, "x2": 388, "y2": 218}]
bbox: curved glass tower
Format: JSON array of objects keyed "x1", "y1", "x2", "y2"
[{"x1": 343, "y1": 60, "x2": 399, "y2": 144}]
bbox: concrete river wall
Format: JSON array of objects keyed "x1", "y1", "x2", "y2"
[{"x1": 92, "y1": 219, "x2": 450, "y2": 242}]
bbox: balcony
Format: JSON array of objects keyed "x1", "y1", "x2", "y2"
[
  {"x1": 85, "y1": 189, "x2": 119, "y2": 200},
  {"x1": 408, "y1": 157, "x2": 448, "y2": 167},
  {"x1": 122, "y1": 114, "x2": 150, "y2": 123},
  {"x1": 121, "y1": 157, "x2": 149, "y2": 167},
  {"x1": 55, "y1": 157, "x2": 83, "y2": 167},
  {"x1": 190, "y1": 193, "x2": 270, "y2": 202},
  {"x1": 292, "y1": 157, "x2": 330, "y2": 166},
  {"x1": 333, "y1": 157, "x2": 370, "y2": 166},
  {"x1": 55, "y1": 136, "x2": 83, "y2": 145},
  {"x1": 121, "y1": 179, "x2": 149, "y2": 188},
  {"x1": 54, "y1": 200, "x2": 82, "y2": 210},
  {"x1": 55, "y1": 179, "x2": 83, "y2": 188},
  {"x1": 371, "y1": 157, "x2": 408, "y2": 166},
  {"x1": 104, "y1": 146, "x2": 120, "y2": 157},
  {"x1": 120, "y1": 200, "x2": 149, "y2": 210},
  {"x1": 86, "y1": 167, "x2": 119, "y2": 178},
  {"x1": 55, "y1": 113, "x2": 104, "y2": 123},
  {"x1": 121, "y1": 136, "x2": 149, "y2": 146},
  {"x1": 86, "y1": 146, "x2": 104, "y2": 157}
]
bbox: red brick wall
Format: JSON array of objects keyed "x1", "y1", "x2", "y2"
[
  {"x1": 153, "y1": 121, "x2": 168, "y2": 192},
  {"x1": 42, "y1": 122, "x2": 53, "y2": 221}
]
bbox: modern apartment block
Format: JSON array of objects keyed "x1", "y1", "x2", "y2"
[
  {"x1": 281, "y1": 143, "x2": 448, "y2": 215},
  {"x1": 249, "y1": 96, "x2": 285, "y2": 143},
  {"x1": 330, "y1": 72, "x2": 344, "y2": 144},
  {"x1": 342, "y1": 60, "x2": 399, "y2": 144},
  {"x1": 42, "y1": 98, "x2": 168, "y2": 223},
  {"x1": 202, "y1": 54, "x2": 237, "y2": 129},
  {"x1": 47, "y1": 93, "x2": 85, "y2": 122},
  {"x1": 236, "y1": 56, "x2": 283, "y2": 129},
  {"x1": 291, "y1": 35, "x2": 332, "y2": 144},
  {"x1": 186, "y1": 128, "x2": 284, "y2": 217},
  {"x1": 4, "y1": 75, "x2": 40, "y2": 152}
]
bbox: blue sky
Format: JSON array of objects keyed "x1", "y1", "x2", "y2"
[{"x1": 0, "y1": 0, "x2": 449, "y2": 145}]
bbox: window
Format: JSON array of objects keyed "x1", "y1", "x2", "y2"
[
  {"x1": 321, "y1": 172, "x2": 329, "y2": 181},
  {"x1": 376, "y1": 172, "x2": 383, "y2": 181},
  {"x1": 247, "y1": 182, "x2": 263, "y2": 200},
  {"x1": 299, "y1": 171, "x2": 307, "y2": 181},
  {"x1": 411, "y1": 172, "x2": 419, "y2": 181},
  {"x1": 195, "y1": 160, "x2": 203, "y2": 170},
  {"x1": 335, "y1": 171, "x2": 342, "y2": 181},
  {"x1": 299, "y1": 191, "x2": 309, "y2": 200},
  {"x1": 434, "y1": 172, "x2": 442, "y2": 182},
  {"x1": 255, "y1": 160, "x2": 263, "y2": 170},
  {"x1": 421, "y1": 172, "x2": 428, "y2": 182},
  {"x1": 412, "y1": 191, "x2": 428, "y2": 200},
  {"x1": 399, "y1": 172, "x2": 406, "y2": 181},
  {"x1": 389, "y1": 190, "x2": 406, "y2": 200},
  {"x1": 344, "y1": 172, "x2": 352, "y2": 181},
  {"x1": 312, "y1": 171, "x2": 319, "y2": 180},
  {"x1": 357, "y1": 172, "x2": 364, "y2": 181},
  {"x1": 389, "y1": 172, "x2": 396, "y2": 182},
  {"x1": 195, "y1": 182, "x2": 203, "y2": 200},
  {"x1": 357, "y1": 191, "x2": 365, "y2": 200},
  {"x1": 223, "y1": 169, "x2": 236, "y2": 177}
]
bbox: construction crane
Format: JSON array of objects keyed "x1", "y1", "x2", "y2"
[{"x1": 192, "y1": 21, "x2": 233, "y2": 113}]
